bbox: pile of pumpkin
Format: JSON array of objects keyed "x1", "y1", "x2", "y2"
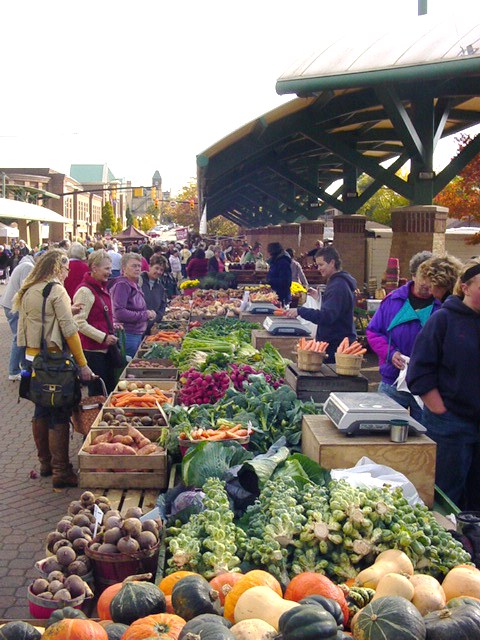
[{"x1": 3, "y1": 552, "x2": 480, "y2": 639}]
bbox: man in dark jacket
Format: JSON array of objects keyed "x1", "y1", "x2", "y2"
[
  {"x1": 139, "y1": 255, "x2": 167, "y2": 335},
  {"x1": 266, "y1": 242, "x2": 292, "y2": 305},
  {"x1": 286, "y1": 246, "x2": 356, "y2": 362}
]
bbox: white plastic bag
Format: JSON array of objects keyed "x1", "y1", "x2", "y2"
[
  {"x1": 394, "y1": 356, "x2": 424, "y2": 409},
  {"x1": 331, "y1": 456, "x2": 423, "y2": 506},
  {"x1": 297, "y1": 294, "x2": 320, "y2": 336}
]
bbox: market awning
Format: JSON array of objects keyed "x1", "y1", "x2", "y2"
[{"x1": 0, "y1": 198, "x2": 66, "y2": 223}]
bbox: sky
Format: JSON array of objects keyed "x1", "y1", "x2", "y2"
[{"x1": 0, "y1": 0, "x2": 479, "y2": 196}]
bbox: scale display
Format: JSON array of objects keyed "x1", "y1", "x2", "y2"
[
  {"x1": 246, "y1": 302, "x2": 278, "y2": 314},
  {"x1": 323, "y1": 392, "x2": 426, "y2": 436},
  {"x1": 263, "y1": 316, "x2": 311, "y2": 336}
]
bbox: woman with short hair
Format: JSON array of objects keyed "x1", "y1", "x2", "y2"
[
  {"x1": 110, "y1": 252, "x2": 156, "y2": 357},
  {"x1": 416, "y1": 254, "x2": 463, "y2": 303},
  {"x1": 64, "y1": 242, "x2": 89, "y2": 301},
  {"x1": 140, "y1": 255, "x2": 167, "y2": 335}
]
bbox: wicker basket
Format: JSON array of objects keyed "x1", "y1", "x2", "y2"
[
  {"x1": 335, "y1": 353, "x2": 363, "y2": 376},
  {"x1": 297, "y1": 349, "x2": 327, "y2": 372},
  {"x1": 71, "y1": 378, "x2": 107, "y2": 436}
]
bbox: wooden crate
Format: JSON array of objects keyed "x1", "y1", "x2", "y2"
[
  {"x1": 239, "y1": 311, "x2": 270, "y2": 324},
  {"x1": 302, "y1": 415, "x2": 436, "y2": 507},
  {"x1": 251, "y1": 329, "x2": 309, "y2": 359},
  {"x1": 114, "y1": 379, "x2": 177, "y2": 393},
  {"x1": 78, "y1": 426, "x2": 168, "y2": 489},
  {"x1": 125, "y1": 361, "x2": 178, "y2": 380},
  {"x1": 104, "y1": 390, "x2": 175, "y2": 414},
  {"x1": 285, "y1": 362, "x2": 368, "y2": 402},
  {"x1": 85, "y1": 487, "x2": 160, "y2": 515},
  {"x1": 91, "y1": 407, "x2": 168, "y2": 430}
]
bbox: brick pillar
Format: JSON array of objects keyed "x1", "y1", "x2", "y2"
[
  {"x1": 333, "y1": 215, "x2": 367, "y2": 287},
  {"x1": 299, "y1": 221, "x2": 324, "y2": 254},
  {"x1": 28, "y1": 221, "x2": 42, "y2": 250},
  {"x1": 390, "y1": 205, "x2": 448, "y2": 278},
  {"x1": 17, "y1": 220, "x2": 31, "y2": 248}
]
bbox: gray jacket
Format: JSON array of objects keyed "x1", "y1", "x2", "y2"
[{"x1": 0, "y1": 255, "x2": 35, "y2": 310}]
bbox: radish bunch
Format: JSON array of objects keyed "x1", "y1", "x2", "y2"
[
  {"x1": 229, "y1": 364, "x2": 284, "y2": 391},
  {"x1": 178, "y1": 368, "x2": 231, "y2": 406}
]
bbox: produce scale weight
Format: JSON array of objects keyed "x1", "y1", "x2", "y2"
[{"x1": 263, "y1": 316, "x2": 311, "y2": 336}]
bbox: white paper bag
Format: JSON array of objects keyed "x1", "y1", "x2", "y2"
[
  {"x1": 297, "y1": 294, "x2": 320, "y2": 336},
  {"x1": 394, "y1": 356, "x2": 424, "y2": 409}
]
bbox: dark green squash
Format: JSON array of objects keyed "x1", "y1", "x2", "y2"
[
  {"x1": 354, "y1": 596, "x2": 426, "y2": 640},
  {"x1": 172, "y1": 575, "x2": 220, "y2": 621},
  {"x1": 424, "y1": 601, "x2": 480, "y2": 640},
  {"x1": 299, "y1": 595, "x2": 344, "y2": 627},
  {"x1": 278, "y1": 604, "x2": 338, "y2": 640},
  {"x1": 45, "y1": 606, "x2": 88, "y2": 628},
  {"x1": 110, "y1": 580, "x2": 166, "y2": 625},
  {"x1": 179, "y1": 614, "x2": 233, "y2": 639},
  {"x1": 0, "y1": 621, "x2": 42, "y2": 640},
  {"x1": 104, "y1": 623, "x2": 129, "y2": 640}
]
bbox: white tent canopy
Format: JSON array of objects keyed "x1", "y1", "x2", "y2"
[
  {"x1": 0, "y1": 198, "x2": 66, "y2": 223},
  {"x1": 0, "y1": 222, "x2": 19, "y2": 238}
]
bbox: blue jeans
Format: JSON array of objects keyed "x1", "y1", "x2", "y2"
[
  {"x1": 378, "y1": 381, "x2": 423, "y2": 423},
  {"x1": 422, "y1": 406, "x2": 480, "y2": 509},
  {"x1": 124, "y1": 333, "x2": 143, "y2": 359},
  {"x1": 4, "y1": 307, "x2": 25, "y2": 376}
]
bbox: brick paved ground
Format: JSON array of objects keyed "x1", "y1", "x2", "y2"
[{"x1": 0, "y1": 295, "x2": 381, "y2": 620}]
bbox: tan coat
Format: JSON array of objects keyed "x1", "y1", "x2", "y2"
[{"x1": 17, "y1": 280, "x2": 78, "y2": 350}]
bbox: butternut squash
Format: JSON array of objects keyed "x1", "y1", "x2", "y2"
[
  {"x1": 410, "y1": 574, "x2": 446, "y2": 615},
  {"x1": 371, "y1": 572, "x2": 415, "y2": 602},
  {"x1": 354, "y1": 549, "x2": 414, "y2": 589},
  {"x1": 234, "y1": 586, "x2": 299, "y2": 630},
  {"x1": 442, "y1": 565, "x2": 480, "y2": 601}
]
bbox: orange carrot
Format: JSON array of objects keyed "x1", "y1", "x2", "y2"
[{"x1": 337, "y1": 337, "x2": 349, "y2": 353}]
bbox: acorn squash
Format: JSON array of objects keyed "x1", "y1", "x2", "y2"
[
  {"x1": 172, "y1": 575, "x2": 220, "y2": 621},
  {"x1": 278, "y1": 604, "x2": 338, "y2": 640},
  {"x1": 424, "y1": 600, "x2": 480, "y2": 640},
  {"x1": 299, "y1": 595, "x2": 344, "y2": 627},
  {"x1": 179, "y1": 613, "x2": 235, "y2": 640},
  {"x1": 110, "y1": 581, "x2": 166, "y2": 625},
  {"x1": 0, "y1": 621, "x2": 42, "y2": 640},
  {"x1": 45, "y1": 606, "x2": 88, "y2": 628},
  {"x1": 353, "y1": 595, "x2": 426, "y2": 640}
]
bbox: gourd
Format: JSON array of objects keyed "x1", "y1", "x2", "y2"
[
  {"x1": 179, "y1": 614, "x2": 235, "y2": 639},
  {"x1": 371, "y1": 573, "x2": 415, "y2": 602},
  {"x1": 41, "y1": 619, "x2": 109, "y2": 640},
  {"x1": 45, "y1": 607, "x2": 88, "y2": 627},
  {"x1": 284, "y1": 573, "x2": 349, "y2": 626},
  {"x1": 110, "y1": 581, "x2": 166, "y2": 625},
  {"x1": 409, "y1": 574, "x2": 446, "y2": 616},
  {"x1": 0, "y1": 621, "x2": 42, "y2": 640},
  {"x1": 98, "y1": 573, "x2": 151, "y2": 620},
  {"x1": 172, "y1": 575, "x2": 220, "y2": 621},
  {"x1": 424, "y1": 600, "x2": 480, "y2": 640},
  {"x1": 299, "y1": 595, "x2": 344, "y2": 627},
  {"x1": 121, "y1": 613, "x2": 186, "y2": 640},
  {"x1": 230, "y1": 619, "x2": 277, "y2": 640},
  {"x1": 223, "y1": 570, "x2": 283, "y2": 623},
  {"x1": 210, "y1": 572, "x2": 244, "y2": 605},
  {"x1": 441, "y1": 564, "x2": 480, "y2": 601},
  {"x1": 352, "y1": 595, "x2": 426, "y2": 640},
  {"x1": 233, "y1": 586, "x2": 298, "y2": 630},
  {"x1": 354, "y1": 550, "x2": 414, "y2": 590},
  {"x1": 159, "y1": 571, "x2": 200, "y2": 596},
  {"x1": 278, "y1": 604, "x2": 338, "y2": 640},
  {"x1": 102, "y1": 623, "x2": 129, "y2": 640}
]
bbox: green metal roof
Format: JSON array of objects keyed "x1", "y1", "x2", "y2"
[{"x1": 70, "y1": 164, "x2": 116, "y2": 184}]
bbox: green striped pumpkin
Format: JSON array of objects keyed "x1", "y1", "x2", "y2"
[{"x1": 353, "y1": 596, "x2": 426, "y2": 640}]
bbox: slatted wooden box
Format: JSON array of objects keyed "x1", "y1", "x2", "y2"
[
  {"x1": 302, "y1": 414, "x2": 436, "y2": 507},
  {"x1": 285, "y1": 362, "x2": 368, "y2": 403},
  {"x1": 251, "y1": 329, "x2": 308, "y2": 359}
]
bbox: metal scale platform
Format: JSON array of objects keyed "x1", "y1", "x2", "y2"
[{"x1": 263, "y1": 316, "x2": 311, "y2": 336}]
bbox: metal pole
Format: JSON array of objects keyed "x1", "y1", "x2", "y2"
[
  {"x1": 418, "y1": 0, "x2": 427, "y2": 15},
  {"x1": 1, "y1": 172, "x2": 6, "y2": 198}
]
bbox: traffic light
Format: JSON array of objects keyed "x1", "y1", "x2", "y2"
[
  {"x1": 189, "y1": 199, "x2": 195, "y2": 211},
  {"x1": 151, "y1": 186, "x2": 157, "y2": 200},
  {"x1": 111, "y1": 187, "x2": 117, "y2": 200},
  {"x1": 154, "y1": 199, "x2": 159, "y2": 209}
]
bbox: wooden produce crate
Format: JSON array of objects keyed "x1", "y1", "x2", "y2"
[
  {"x1": 91, "y1": 407, "x2": 168, "y2": 430},
  {"x1": 251, "y1": 329, "x2": 309, "y2": 359},
  {"x1": 79, "y1": 426, "x2": 168, "y2": 489},
  {"x1": 86, "y1": 487, "x2": 160, "y2": 515},
  {"x1": 302, "y1": 415, "x2": 436, "y2": 507},
  {"x1": 125, "y1": 360, "x2": 178, "y2": 380},
  {"x1": 285, "y1": 362, "x2": 368, "y2": 403},
  {"x1": 104, "y1": 392, "x2": 173, "y2": 420},
  {"x1": 114, "y1": 379, "x2": 178, "y2": 393}
]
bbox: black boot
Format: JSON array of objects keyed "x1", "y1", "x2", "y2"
[{"x1": 32, "y1": 417, "x2": 52, "y2": 476}]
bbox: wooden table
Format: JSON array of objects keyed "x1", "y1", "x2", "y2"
[
  {"x1": 251, "y1": 329, "x2": 311, "y2": 359},
  {"x1": 239, "y1": 311, "x2": 271, "y2": 325},
  {"x1": 285, "y1": 362, "x2": 368, "y2": 403},
  {"x1": 302, "y1": 415, "x2": 436, "y2": 507}
]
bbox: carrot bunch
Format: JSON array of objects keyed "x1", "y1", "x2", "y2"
[
  {"x1": 109, "y1": 387, "x2": 172, "y2": 407},
  {"x1": 179, "y1": 423, "x2": 250, "y2": 442},
  {"x1": 336, "y1": 337, "x2": 367, "y2": 356},
  {"x1": 145, "y1": 330, "x2": 184, "y2": 344},
  {"x1": 273, "y1": 309, "x2": 287, "y2": 316},
  {"x1": 297, "y1": 337, "x2": 329, "y2": 353}
]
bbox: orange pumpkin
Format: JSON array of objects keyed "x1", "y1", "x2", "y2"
[
  {"x1": 158, "y1": 571, "x2": 199, "y2": 596},
  {"x1": 42, "y1": 618, "x2": 108, "y2": 640},
  {"x1": 223, "y1": 570, "x2": 283, "y2": 622},
  {"x1": 284, "y1": 572, "x2": 349, "y2": 625},
  {"x1": 209, "y1": 572, "x2": 244, "y2": 605},
  {"x1": 121, "y1": 613, "x2": 186, "y2": 640},
  {"x1": 97, "y1": 582, "x2": 124, "y2": 620}
]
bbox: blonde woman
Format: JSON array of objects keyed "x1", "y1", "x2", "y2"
[
  {"x1": 416, "y1": 254, "x2": 463, "y2": 303},
  {"x1": 14, "y1": 249, "x2": 94, "y2": 488},
  {"x1": 407, "y1": 259, "x2": 480, "y2": 509}
]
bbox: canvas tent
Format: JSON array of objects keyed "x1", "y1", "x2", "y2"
[
  {"x1": 0, "y1": 222, "x2": 19, "y2": 238},
  {"x1": 114, "y1": 225, "x2": 149, "y2": 242}
]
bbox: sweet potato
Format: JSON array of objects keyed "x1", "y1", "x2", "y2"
[
  {"x1": 127, "y1": 425, "x2": 150, "y2": 449},
  {"x1": 136, "y1": 443, "x2": 158, "y2": 456},
  {"x1": 92, "y1": 430, "x2": 114, "y2": 445},
  {"x1": 111, "y1": 435, "x2": 135, "y2": 445},
  {"x1": 83, "y1": 442, "x2": 137, "y2": 455}
]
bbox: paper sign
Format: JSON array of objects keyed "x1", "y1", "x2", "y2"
[{"x1": 93, "y1": 503, "x2": 104, "y2": 539}]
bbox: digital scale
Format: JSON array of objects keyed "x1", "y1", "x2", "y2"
[
  {"x1": 245, "y1": 302, "x2": 278, "y2": 314},
  {"x1": 323, "y1": 392, "x2": 426, "y2": 436},
  {"x1": 263, "y1": 316, "x2": 311, "y2": 336}
]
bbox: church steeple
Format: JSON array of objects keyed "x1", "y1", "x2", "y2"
[{"x1": 152, "y1": 170, "x2": 161, "y2": 189}]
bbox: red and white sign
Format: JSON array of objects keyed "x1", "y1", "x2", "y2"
[{"x1": 175, "y1": 227, "x2": 189, "y2": 241}]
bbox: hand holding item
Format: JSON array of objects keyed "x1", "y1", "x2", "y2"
[
  {"x1": 147, "y1": 309, "x2": 157, "y2": 321},
  {"x1": 113, "y1": 322, "x2": 124, "y2": 330},
  {"x1": 79, "y1": 364, "x2": 95, "y2": 381},
  {"x1": 71, "y1": 302, "x2": 84, "y2": 315},
  {"x1": 307, "y1": 287, "x2": 320, "y2": 301},
  {"x1": 392, "y1": 351, "x2": 406, "y2": 370},
  {"x1": 286, "y1": 308, "x2": 298, "y2": 319},
  {"x1": 104, "y1": 334, "x2": 118, "y2": 347}
]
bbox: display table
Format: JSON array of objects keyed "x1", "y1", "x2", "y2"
[
  {"x1": 251, "y1": 329, "x2": 310, "y2": 359},
  {"x1": 285, "y1": 362, "x2": 368, "y2": 402},
  {"x1": 239, "y1": 311, "x2": 272, "y2": 324},
  {"x1": 302, "y1": 415, "x2": 436, "y2": 507}
]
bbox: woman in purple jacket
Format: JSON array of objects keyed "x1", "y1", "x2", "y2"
[
  {"x1": 110, "y1": 253, "x2": 156, "y2": 358},
  {"x1": 366, "y1": 251, "x2": 441, "y2": 422}
]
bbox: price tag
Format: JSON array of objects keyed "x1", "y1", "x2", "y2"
[{"x1": 93, "y1": 503, "x2": 104, "y2": 539}]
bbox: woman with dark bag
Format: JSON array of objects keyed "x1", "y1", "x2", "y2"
[
  {"x1": 14, "y1": 249, "x2": 94, "y2": 488},
  {"x1": 73, "y1": 249, "x2": 119, "y2": 393}
]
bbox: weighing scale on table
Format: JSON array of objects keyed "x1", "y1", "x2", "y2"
[
  {"x1": 323, "y1": 392, "x2": 426, "y2": 436},
  {"x1": 263, "y1": 316, "x2": 311, "y2": 336},
  {"x1": 245, "y1": 301, "x2": 278, "y2": 315}
]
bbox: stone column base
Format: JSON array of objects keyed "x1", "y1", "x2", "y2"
[{"x1": 333, "y1": 215, "x2": 367, "y2": 287}]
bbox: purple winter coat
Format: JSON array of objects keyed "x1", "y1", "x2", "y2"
[
  {"x1": 366, "y1": 281, "x2": 441, "y2": 385},
  {"x1": 110, "y1": 276, "x2": 149, "y2": 335}
]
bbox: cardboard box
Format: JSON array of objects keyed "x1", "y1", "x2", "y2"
[{"x1": 302, "y1": 414, "x2": 436, "y2": 507}]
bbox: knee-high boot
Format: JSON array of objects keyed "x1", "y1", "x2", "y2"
[
  {"x1": 49, "y1": 423, "x2": 78, "y2": 488},
  {"x1": 31, "y1": 417, "x2": 52, "y2": 476}
]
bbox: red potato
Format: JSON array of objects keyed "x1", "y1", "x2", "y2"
[{"x1": 83, "y1": 442, "x2": 137, "y2": 455}]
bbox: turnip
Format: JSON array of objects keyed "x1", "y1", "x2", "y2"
[
  {"x1": 53, "y1": 588, "x2": 72, "y2": 601},
  {"x1": 31, "y1": 578, "x2": 49, "y2": 595},
  {"x1": 52, "y1": 539, "x2": 72, "y2": 554},
  {"x1": 56, "y1": 546, "x2": 76, "y2": 567},
  {"x1": 48, "y1": 579, "x2": 64, "y2": 594},
  {"x1": 66, "y1": 525, "x2": 85, "y2": 542},
  {"x1": 117, "y1": 536, "x2": 140, "y2": 555}
]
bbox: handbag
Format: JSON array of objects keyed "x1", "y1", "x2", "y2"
[
  {"x1": 101, "y1": 304, "x2": 126, "y2": 369},
  {"x1": 28, "y1": 282, "x2": 81, "y2": 409},
  {"x1": 71, "y1": 378, "x2": 107, "y2": 436}
]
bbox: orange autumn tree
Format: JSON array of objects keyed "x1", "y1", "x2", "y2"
[{"x1": 434, "y1": 133, "x2": 480, "y2": 244}]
